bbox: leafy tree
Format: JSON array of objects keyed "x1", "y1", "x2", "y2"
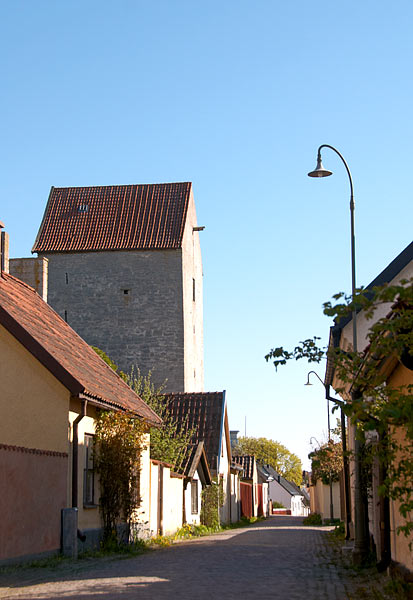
[
  {"x1": 94, "y1": 410, "x2": 147, "y2": 543},
  {"x1": 91, "y1": 348, "x2": 194, "y2": 470},
  {"x1": 309, "y1": 439, "x2": 343, "y2": 484},
  {"x1": 232, "y1": 436, "x2": 303, "y2": 485},
  {"x1": 122, "y1": 368, "x2": 195, "y2": 471},
  {"x1": 265, "y1": 279, "x2": 413, "y2": 539}
]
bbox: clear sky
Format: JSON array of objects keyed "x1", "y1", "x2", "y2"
[{"x1": 1, "y1": 1, "x2": 412, "y2": 469}]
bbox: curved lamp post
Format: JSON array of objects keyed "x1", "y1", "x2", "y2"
[{"x1": 308, "y1": 145, "x2": 368, "y2": 564}]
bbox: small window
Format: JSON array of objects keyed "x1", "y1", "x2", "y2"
[
  {"x1": 77, "y1": 204, "x2": 89, "y2": 213},
  {"x1": 64, "y1": 310, "x2": 68, "y2": 322},
  {"x1": 65, "y1": 273, "x2": 69, "y2": 284},
  {"x1": 84, "y1": 434, "x2": 95, "y2": 506},
  {"x1": 123, "y1": 289, "x2": 130, "y2": 295},
  {"x1": 191, "y1": 480, "x2": 198, "y2": 514},
  {"x1": 192, "y1": 278, "x2": 196, "y2": 302}
]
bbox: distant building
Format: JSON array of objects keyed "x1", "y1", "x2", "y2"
[{"x1": 29, "y1": 182, "x2": 204, "y2": 393}]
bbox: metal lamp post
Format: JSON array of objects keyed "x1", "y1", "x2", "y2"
[{"x1": 308, "y1": 144, "x2": 369, "y2": 564}]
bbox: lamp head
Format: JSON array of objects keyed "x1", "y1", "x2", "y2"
[
  {"x1": 308, "y1": 153, "x2": 333, "y2": 178},
  {"x1": 304, "y1": 373, "x2": 312, "y2": 386}
]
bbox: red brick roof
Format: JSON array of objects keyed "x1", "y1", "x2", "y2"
[
  {"x1": 0, "y1": 273, "x2": 162, "y2": 426},
  {"x1": 32, "y1": 182, "x2": 192, "y2": 253},
  {"x1": 163, "y1": 392, "x2": 226, "y2": 473}
]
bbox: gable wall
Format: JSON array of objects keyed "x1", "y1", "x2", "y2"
[
  {"x1": 0, "y1": 324, "x2": 69, "y2": 453},
  {"x1": 0, "y1": 324, "x2": 69, "y2": 562},
  {"x1": 39, "y1": 250, "x2": 185, "y2": 392}
]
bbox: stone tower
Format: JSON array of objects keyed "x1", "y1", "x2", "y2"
[{"x1": 32, "y1": 182, "x2": 204, "y2": 393}]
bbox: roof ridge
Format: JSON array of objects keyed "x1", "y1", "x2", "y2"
[{"x1": 51, "y1": 181, "x2": 192, "y2": 191}]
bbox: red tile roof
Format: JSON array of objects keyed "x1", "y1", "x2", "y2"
[
  {"x1": 32, "y1": 182, "x2": 192, "y2": 253},
  {"x1": 163, "y1": 392, "x2": 226, "y2": 473},
  {"x1": 0, "y1": 272, "x2": 162, "y2": 426},
  {"x1": 232, "y1": 455, "x2": 255, "y2": 480}
]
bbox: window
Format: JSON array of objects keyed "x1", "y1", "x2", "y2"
[
  {"x1": 77, "y1": 204, "x2": 89, "y2": 213},
  {"x1": 84, "y1": 434, "x2": 95, "y2": 506},
  {"x1": 191, "y1": 480, "x2": 198, "y2": 514},
  {"x1": 192, "y1": 278, "x2": 196, "y2": 302}
]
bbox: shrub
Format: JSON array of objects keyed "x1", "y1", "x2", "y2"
[{"x1": 303, "y1": 512, "x2": 322, "y2": 526}]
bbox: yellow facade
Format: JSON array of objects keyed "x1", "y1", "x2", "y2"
[{"x1": 0, "y1": 324, "x2": 69, "y2": 453}]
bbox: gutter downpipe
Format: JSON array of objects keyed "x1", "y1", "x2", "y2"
[{"x1": 72, "y1": 399, "x2": 88, "y2": 508}]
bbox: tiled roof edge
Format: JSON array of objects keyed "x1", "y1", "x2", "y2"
[{"x1": 0, "y1": 304, "x2": 84, "y2": 395}]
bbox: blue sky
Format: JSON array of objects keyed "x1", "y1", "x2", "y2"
[{"x1": 1, "y1": 1, "x2": 412, "y2": 468}]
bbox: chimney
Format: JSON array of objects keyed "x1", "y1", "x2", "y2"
[{"x1": 0, "y1": 222, "x2": 9, "y2": 274}]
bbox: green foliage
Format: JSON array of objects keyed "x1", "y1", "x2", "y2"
[
  {"x1": 200, "y1": 481, "x2": 220, "y2": 528},
  {"x1": 232, "y1": 436, "x2": 303, "y2": 485},
  {"x1": 91, "y1": 348, "x2": 195, "y2": 472},
  {"x1": 266, "y1": 279, "x2": 413, "y2": 539},
  {"x1": 94, "y1": 410, "x2": 147, "y2": 543},
  {"x1": 122, "y1": 368, "x2": 195, "y2": 471},
  {"x1": 303, "y1": 512, "x2": 322, "y2": 526},
  {"x1": 272, "y1": 501, "x2": 285, "y2": 508},
  {"x1": 309, "y1": 439, "x2": 343, "y2": 485},
  {"x1": 265, "y1": 336, "x2": 325, "y2": 370},
  {"x1": 91, "y1": 346, "x2": 119, "y2": 372}
]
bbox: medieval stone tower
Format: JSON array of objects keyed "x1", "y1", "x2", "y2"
[{"x1": 31, "y1": 182, "x2": 204, "y2": 393}]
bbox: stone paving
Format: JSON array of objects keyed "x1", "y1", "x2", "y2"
[{"x1": 0, "y1": 516, "x2": 396, "y2": 600}]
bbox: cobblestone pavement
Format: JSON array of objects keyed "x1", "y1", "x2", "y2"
[{"x1": 0, "y1": 516, "x2": 396, "y2": 600}]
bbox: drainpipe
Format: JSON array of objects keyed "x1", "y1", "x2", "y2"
[{"x1": 72, "y1": 400, "x2": 87, "y2": 508}]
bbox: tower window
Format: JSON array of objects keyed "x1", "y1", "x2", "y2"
[
  {"x1": 64, "y1": 310, "x2": 68, "y2": 322},
  {"x1": 123, "y1": 289, "x2": 130, "y2": 295},
  {"x1": 65, "y1": 272, "x2": 69, "y2": 284},
  {"x1": 192, "y1": 278, "x2": 196, "y2": 302}
]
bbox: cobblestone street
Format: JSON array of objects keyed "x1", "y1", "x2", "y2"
[{"x1": 0, "y1": 517, "x2": 395, "y2": 600}]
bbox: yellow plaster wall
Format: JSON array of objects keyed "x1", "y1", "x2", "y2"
[
  {"x1": 0, "y1": 324, "x2": 69, "y2": 453},
  {"x1": 387, "y1": 364, "x2": 413, "y2": 572}
]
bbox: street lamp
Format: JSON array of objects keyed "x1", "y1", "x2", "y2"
[{"x1": 308, "y1": 144, "x2": 368, "y2": 564}]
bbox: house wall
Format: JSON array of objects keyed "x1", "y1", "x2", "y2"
[
  {"x1": 184, "y1": 470, "x2": 203, "y2": 525},
  {"x1": 181, "y1": 190, "x2": 204, "y2": 392},
  {"x1": 387, "y1": 364, "x2": 413, "y2": 573},
  {"x1": 39, "y1": 250, "x2": 185, "y2": 393},
  {"x1": 268, "y1": 480, "x2": 291, "y2": 510},
  {"x1": 148, "y1": 461, "x2": 184, "y2": 537},
  {"x1": 0, "y1": 324, "x2": 69, "y2": 452},
  {"x1": 218, "y1": 424, "x2": 231, "y2": 524},
  {"x1": 0, "y1": 324, "x2": 70, "y2": 562},
  {"x1": 310, "y1": 480, "x2": 341, "y2": 520},
  {"x1": 230, "y1": 472, "x2": 241, "y2": 523},
  {"x1": 0, "y1": 445, "x2": 67, "y2": 563}
]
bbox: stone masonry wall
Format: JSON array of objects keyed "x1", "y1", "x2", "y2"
[
  {"x1": 40, "y1": 250, "x2": 185, "y2": 392},
  {"x1": 9, "y1": 257, "x2": 49, "y2": 301},
  {"x1": 181, "y1": 189, "x2": 204, "y2": 392}
]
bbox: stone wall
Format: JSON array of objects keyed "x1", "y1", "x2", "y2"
[
  {"x1": 39, "y1": 249, "x2": 186, "y2": 392},
  {"x1": 9, "y1": 257, "x2": 48, "y2": 301}
]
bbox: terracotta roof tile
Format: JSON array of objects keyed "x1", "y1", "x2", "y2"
[
  {"x1": 163, "y1": 392, "x2": 225, "y2": 473},
  {"x1": 232, "y1": 455, "x2": 255, "y2": 480},
  {"x1": 0, "y1": 273, "x2": 162, "y2": 426},
  {"x1": 32, "y1": 182, "x2": 192, "y2": 253}
]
